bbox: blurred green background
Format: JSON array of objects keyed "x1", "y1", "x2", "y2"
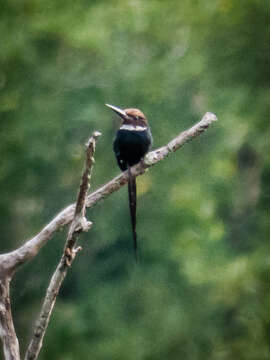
[{"x1": 1, "y1": 0, "x2": 270, "y2": 359}]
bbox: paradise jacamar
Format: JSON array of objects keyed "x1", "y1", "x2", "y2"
[{"x1": 105, "y1": 104, "x2": 153, "y2": 260}]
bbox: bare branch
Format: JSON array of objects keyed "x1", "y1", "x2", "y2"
[
  {"x1": 86, "y1": 112, "x2": 218, "y2": 206},
  {"x1": 0, "y1": 112, "x2": 217, "y2": 360},
  {"x1": 24, "y1": 131, "x2": 100, "y2": 360},
  {"x1": 0, "y1": 277, "x2": 20, "y2": 360},
  {"x1": 0, "y1": 112, "x2": 217, "y2": 275},
  {"x1": 64, "y1": 131, "x2": 100, "y2": 265}
]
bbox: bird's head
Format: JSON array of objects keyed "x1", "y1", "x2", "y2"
[{"x1": 105, "y1": 104, "x2": 148, "y2": 128}]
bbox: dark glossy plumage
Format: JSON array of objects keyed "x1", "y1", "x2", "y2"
[{"x1": 113, "y1": 129, "x2": 152, "y2": 171}]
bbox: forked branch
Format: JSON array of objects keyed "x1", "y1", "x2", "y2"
[
  {"x1": 0, "y1": 112, "x2": 217, "y2": 360},
  {"x1": 0, "y1": 112, "x2": 217, "y2": 277},
  {"x1": 22, "y1": 131, "x2": 100, "y2": 360}
]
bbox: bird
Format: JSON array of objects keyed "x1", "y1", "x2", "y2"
[{"x1": 105, "y1": 104, "x2": 153, "y2": 261}]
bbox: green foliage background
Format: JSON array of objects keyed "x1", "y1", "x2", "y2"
[{"x1": 1, "y1": 0, "x2": 270, "y2": 359}]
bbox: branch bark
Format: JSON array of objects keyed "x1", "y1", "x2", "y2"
[
  {"x1": 24, "y1": 131, "x2": 100, "y2": 360},
  {"x1": 0, "y1": 112, "x2": 217, "y2": 277},
  {"x1": 0, "y1": 112, "x2": 217, "y2": 360},
  {"x1": 0, "y1": 277, "x2": 20, "y2": 360}
]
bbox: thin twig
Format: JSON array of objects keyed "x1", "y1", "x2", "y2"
[{"x1": 24, "y1": 131, "x2": 101, "y2": 360}]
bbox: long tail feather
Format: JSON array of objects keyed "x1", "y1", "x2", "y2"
[{"x1": 128, "y1": 166, "x2": 137, "y2": 261}]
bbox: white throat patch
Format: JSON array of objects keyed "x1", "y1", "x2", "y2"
[{"x1": 120, "y1": 124, "x2": 147, "y2": 131}]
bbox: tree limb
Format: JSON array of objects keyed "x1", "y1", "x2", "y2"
[
  {"x1": 0, "y1": 112, "x2": 217, "y2": 360},
  {"x1": 0, "y1": 112, "x2": 217, "y2": 277},
  {"x1": 24, "y1": 131, "x2": 101, "y2": 360},
  {"x1": 0, "y1": 277, "x2": 20, "y2": 360}
]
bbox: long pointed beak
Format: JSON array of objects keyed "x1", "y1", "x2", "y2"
[{"x1": 105, "y1": 104, "x2": 127, "y2": 119}]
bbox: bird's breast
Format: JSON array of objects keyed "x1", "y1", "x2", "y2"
[
  {"x1": 114, "y1": 129, "x2": 152, "y2": 167},
  {"x1": 115, "y1": 129, "x2": 151, "y2": 149}
]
